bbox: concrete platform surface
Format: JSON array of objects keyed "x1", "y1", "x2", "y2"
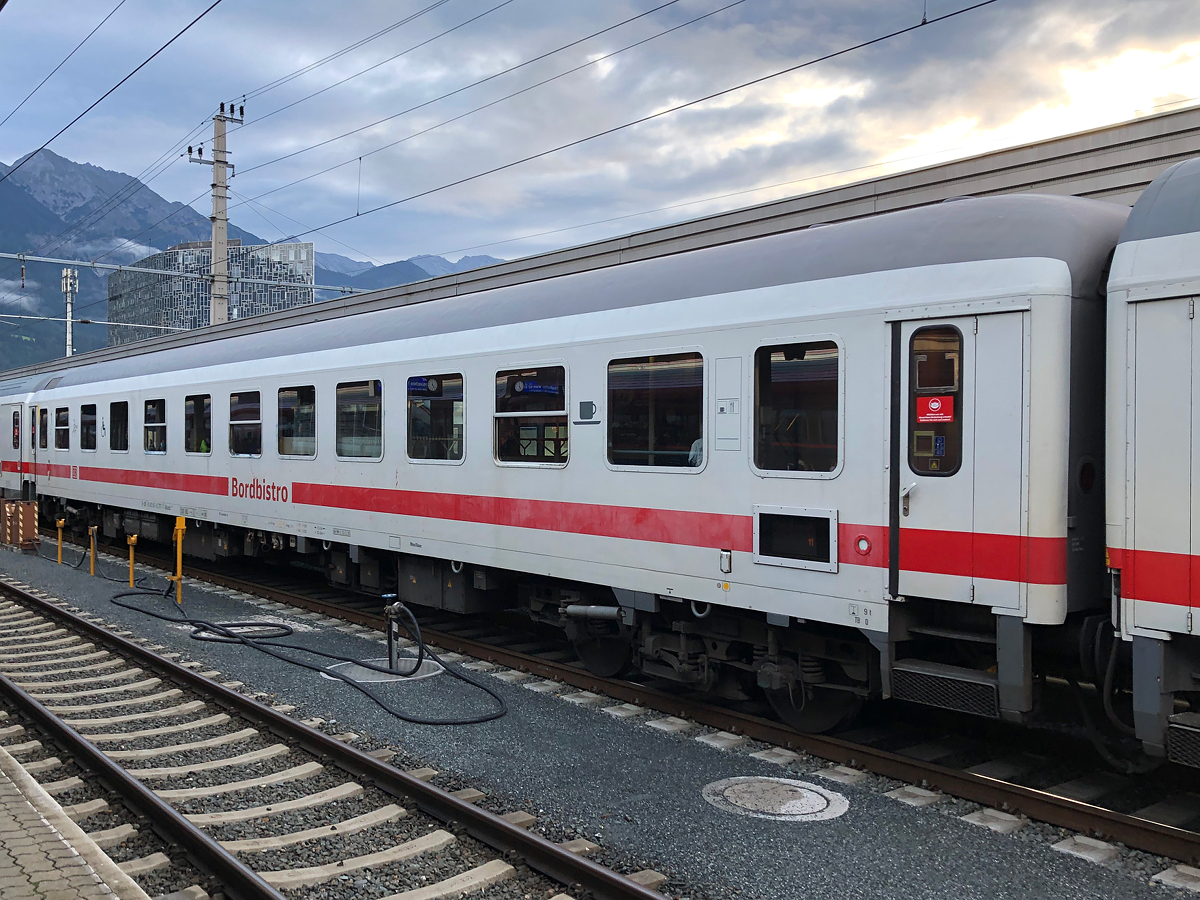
[{"x1": 0, "y1": 548, "x2": 1181, "y2": 900}]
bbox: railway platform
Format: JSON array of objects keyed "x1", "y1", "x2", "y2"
[
  {"x1": 0, "y1": 545, "x2": 1190, "y2": 900},
  {"x1": 0, "y1": 741, "x2": 148, "y2": 900}
]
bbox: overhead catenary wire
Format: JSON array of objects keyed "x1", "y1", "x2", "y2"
[
  {"x1": 0, "y1": 0, "x2": 226, "y2": 188},
  {"x1": 0, "y1": 0, "x2": 130, "y2": 131},
  {"x1": 209, "y1": 0, "x2": 1003, "y2": 273}
]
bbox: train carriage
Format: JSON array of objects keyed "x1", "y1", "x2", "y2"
[{"x1": 0, "y1": 190, "x2": 1131, "y2": 737}]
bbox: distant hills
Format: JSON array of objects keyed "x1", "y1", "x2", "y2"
[{"x1": 0, "y1": 150, "x2": 502, "y2": 370}]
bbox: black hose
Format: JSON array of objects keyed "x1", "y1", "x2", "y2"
[
  {"x1": 107, "y1": 571, "x2": 507, "y2": 726},
  {"x1": 1102, "y1": 633, "x2": 1137, "y2": 737},
  {"x1": 1067, "y1": 676, "x2": 1161, "y2": 775}
]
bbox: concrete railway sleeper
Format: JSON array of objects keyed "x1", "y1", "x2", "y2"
[{"x1": 0, "y1": 581, "x2": 673, "y2": 900}]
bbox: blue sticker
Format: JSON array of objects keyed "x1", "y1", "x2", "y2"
[{"x1": 934, "y1": 435, "x2": 946, "y2": 457}]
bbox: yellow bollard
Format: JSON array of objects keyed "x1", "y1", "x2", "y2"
[
  {"x1": 56, "y1": 518, "x2": 64, "y2": 564},
  {"x1": 89, "y1": 526, "x2": 96, "y2": 576},
  {"x1": 127, "y1": 534, "x2": 137, "y2": 588},
  {"x1": 171, "y1": 517, "x2": 186, "y2": 606}
]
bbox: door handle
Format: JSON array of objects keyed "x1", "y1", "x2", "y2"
[{"x1": 901, "y1": 482, "x2": 917, "y2": 517}]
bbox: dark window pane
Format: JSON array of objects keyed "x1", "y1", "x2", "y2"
[
  {"x1": 759, "y1": 513, "x2": 831, "y2": 563},
  {"x1": 278, "y1": 386, "x2": 316, "y2": 457},
  {"x1": 185, "y1": 395, "x2": 211, "y2": 453},
  {"x1": 408, "y1": 374, "x2": 463, "y2": 460},
  {"x1": 110, "y1": 402, "x2": 128, "y2": 451},
  {"x1": 496, "y1": 417, "x2": 568, "y2": 463},
  {"x1": 54, "y1": 407, "x2": 69, "y2": 450},
  {"x1": 754, "y1": 341, "x2": 839, "y2": 472},
  {"x1": 229, "y1": 391, "x2": 261, "y2": 456},
  {"x1": 608, "y1": 353, "x2": 703, "y2": 467},
  {"x1": 143, "y1": 399, "x2": 166, "y2": 452},
  {"x1": 81, "y1": 405, "x2": 96, "y2": 451},
  {"x1": 336, "y1": 380, "x2": 382, "y2": 458},
  {"x1": 495, "y1": 367, "x2": 565, "y2": 414},
  {"x1": 38, "y1": 408, "x2": 47, "y2": 450},
  {"x1": 11, "y1": 411, "x2": 17, "y2": 450},
  {"x1": 909, "y1": 326, "x2": 963, "y2": 476}
]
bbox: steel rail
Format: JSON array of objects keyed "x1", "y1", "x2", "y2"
[
  {"x1": 0, "y1": 580, "x2": 665, "y2": 900},
  {"x1": 0, "y1": 668, "x2": 284, "y2": 900},
  {"x1": 42, "y1": 534, "x2": 1200, "y2": 862}
]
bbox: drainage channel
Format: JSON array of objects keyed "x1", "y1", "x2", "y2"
[{"x1": 0, "y1": 578, "x2": 667, "y2": 900}]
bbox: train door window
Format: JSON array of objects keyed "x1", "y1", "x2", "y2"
[
  {"x1": 278, "y1": 386, "x2": 316, "y2": 458},
  {"x1": 909, "y1": 325, "x2": 963, "y2": 476},
  {"x1": 80, "y1": 405, "x2": 96, "y2": 451},
  {"x1": 185, "y1": 394, "x2": 212, "y2": 454},
  {"x1": 11, "y1": 411, "x2": 17, "y2": 449},
  {"x1": 30, "y1": 408, "x2": 35, "y2": 450},
  {"x1": 336, "y1": 380, "x2": 383, "y2": 459},
  {"x1": 38, "y1": 408, "x2": 47, "y2": 450},
  {"x1": 607, "y1": 353, "x2": 703, "y2": 468},
  {"x1": 408, "y1": 374, "x2": 463, "y2": 461},
  {"x1": 54, "y1": 408, "x2": 69, "y2": 450},
  {"x1": 144, "y1": 399, "x2": 166, "y2": 453},
  {"x1": 110, "y1": 402, "x2": 128, "y2": 452},
  {"x1": 229, "y1": 391, "x2": 261, "y2": 457},
  {"x1": 754, "y1": 341, "x2": 839, "y2": 473},
  {"x1": 495, "y1": 366, "x2": 567, "y2": 465}
]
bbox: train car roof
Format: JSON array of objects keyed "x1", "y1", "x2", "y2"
[
  {"x1": 0, "y1": 192, "x2": 1129, "y2": 392},
  {"x1": 1120, "y1": 156, "x2": 1200, "y2": 243}
]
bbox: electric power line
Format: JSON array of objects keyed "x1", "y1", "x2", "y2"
[
  {"x1": 0, "y1": 0, "x2": 129, "y2": 131},
  {"x1": 0, "y1": 0, "x2": 226, "y2": 188}
]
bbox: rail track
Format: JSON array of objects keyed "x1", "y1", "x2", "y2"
[
  {"x1": 19, "y1": 534, "x2": 1200, "y2": 871},
  {"x1": 0, "y1": 576, "x2": 668, "y2": 900}
]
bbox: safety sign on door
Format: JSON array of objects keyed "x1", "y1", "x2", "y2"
[{"x1": 916, "y1": 396, "x2": 954, "y2": 423}]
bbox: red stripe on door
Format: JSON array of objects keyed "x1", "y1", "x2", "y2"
[
  {"x1": 900, "y1": 527, "x2": 1067, "y2": 585},
  {"x1": 1110, "y1": 547, "x2": 1198, "y2": 607}
]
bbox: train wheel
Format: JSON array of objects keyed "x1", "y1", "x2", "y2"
[
  {"x1": 573, "y1": 635, "x2": 632, "y2": 678},
  {"x1": 765, "y1": 684, "x2": 862, "y2": 734}
]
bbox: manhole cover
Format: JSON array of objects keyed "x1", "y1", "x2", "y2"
[
  {"x1": 321, "y1": 655, "x2": 443, "y2": 683},
  {"x1": 702, "y1": 776, "x2": 849, "y2": 821}
]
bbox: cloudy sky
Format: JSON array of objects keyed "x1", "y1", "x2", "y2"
[{"x1": 1, "y1": 0, "x2": 1200, "y2": 265}]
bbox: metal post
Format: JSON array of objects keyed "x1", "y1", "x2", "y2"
[
  {"x1": 88, "y1": 526, "x2": 96, "y2": 576},
  {"x1": 60, "y1": 268, "x2": 77, "y2": 357},
  {"x1": 127, "y1": 534, "x2": 137, "y2": 588},
  {"x1": 171, "y1": 517, "x2": 186, "y2": 605},
  {"x1": 55, "y1": 518, "x2": 63, "y2": 564},
  {"x1": 190, "y1": 102, "x2": 243, "y2": 328}
]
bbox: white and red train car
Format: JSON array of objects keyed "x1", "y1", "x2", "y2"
[{"x1": 2, "y1": 171, "x2": 1196, "y2": 760}]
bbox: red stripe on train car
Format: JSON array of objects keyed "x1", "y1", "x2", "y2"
[
  {"x1": 1111, "y1": 547, "x2": 1199, "y2": 607},
  {"x1": 899, "y1": 528, "x2": 1067, "y2": 584},
  {"x1": 77, "y1": 467, "x2": 229, "y2": 496}
]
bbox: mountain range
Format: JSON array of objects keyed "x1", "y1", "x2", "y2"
[{"x1": 0, "y1": 150, "x2": 501, "y2": 369}]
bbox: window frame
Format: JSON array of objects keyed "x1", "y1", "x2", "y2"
[
  {"x1": 406, "y1": 373, "x2": 465, "y2": 466},
  {"x1": 184, "y1": 393, "x2": 213, "y2": 456},
  {"x1": 143, "y1": 398, "x2": 167, "y2": 455},
  {"x1": 752, "y1": 504, "x2": 839, "y2": 573},
  {"x1": 228, "y1": 389, "x2": 263, "y2": 459},
  {"x1": 749, "y1": 333, "x2": 846, "y2": 481},
  {"x1": 109, "y1": 401, "x2": 129, "y2": 453},
  {"x1": 277, "y1": 385, "x2": 318, "y2": 459},
  {"x1": 493, "y1": 362, "x2": 569, "y2": 469},
  {"x1": 334, "y1": 378, "x2": 385, "y2": 462},
  {"x1": 80, "y1": 404, "x2": 97, "y2": 452},
  {"x1": 53, "y1": 407, "x2": 69, "y2": 451},
  {"x1": 604, "y1": 346, "x2": 707, "y2": 475}
]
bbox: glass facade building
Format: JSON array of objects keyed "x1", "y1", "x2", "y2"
[{"x1": 106, "y1": 240, "x2": 315, "y2": 346}]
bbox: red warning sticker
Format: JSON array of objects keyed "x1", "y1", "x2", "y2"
[{"x1": 917, "y1": 395, "x2": 954, "y2": 423}]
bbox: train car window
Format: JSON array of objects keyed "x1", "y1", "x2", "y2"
[
  {"x1": 110, "y1": 402, "x2": 128, "y2": 452},
  {"x1": 54, "y1": 408, "x2": 69, "y2": 450},
  {"x1": 80, "y1": 405, "x2": 97, "y2": 451},
  {"x1": 408, "y1": 374, "x2": 463, "y2": 461},
  {"x1": 30, "y1": 408, "x2": 35, "y2": 450},
  {"x1": 754, "y1": 341, "x2": 839, "y2": 472},
  {"x1": 495, "y1": 367, "x2": 567, "y2": 464},
  {"x1": 336, "y1": 380, "x2": 383, "y2": 459},
  {"x1": 185, "y1": 394, "x2": 212, "y2": 454},
  {"x1": 278, "y1": 386, "x2": 316, "y2": 457},
  {"x1": 38, "y1": 408, "x2": 48, "y2": 450},
  {"x1": 607, "y1": 353, "x2": 703, "y2": 468},
  {"x1": 909, "y1": 325, "x2": 963, "y2": 476},
  {"x1": 229, "y1": 391, "x2": 262, "y2": 457},
  {"x1": 144, "y1": 399, "x2": 166, "y2": 453},
  {"x1": 11, "y1": 411, "x2": 17, "y2": 450}
]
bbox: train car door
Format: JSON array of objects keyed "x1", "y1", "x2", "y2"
[
  {"x1": 894, "y1": 313, "x2": 1025, "y2": 609},
  {"x1": 1126, "y1": 297, "x2": 1195, "y2": 632},
  {"x1": 26, "y1": 403, "x2": 37, "y2": 499},
  {"x1": 1, "y1": 404, "x2": 19, "y2": 494}
]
